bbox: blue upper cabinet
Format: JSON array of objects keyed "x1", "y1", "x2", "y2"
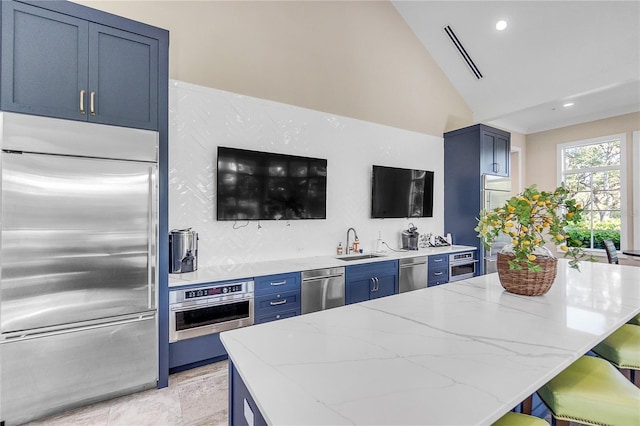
[
  {"x1": 1, "y1": 1, "x2": 159, "y2": 130},
  {"x1": 480, "y1": 128, "x2": 510, "y2": 177}
]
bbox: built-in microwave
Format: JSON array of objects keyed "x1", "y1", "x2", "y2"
[{"x1": 449, "y1": 252, "x2": 477, "y2": 282}]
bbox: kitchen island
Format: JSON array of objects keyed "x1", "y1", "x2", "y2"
[{"x1": 220, "y1": 260, "x2": 640, "y2": 425}]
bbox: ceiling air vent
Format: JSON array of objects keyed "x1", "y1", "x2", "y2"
[{"x1": 444, "y1": 25, "x2": 483, "y2": 80}]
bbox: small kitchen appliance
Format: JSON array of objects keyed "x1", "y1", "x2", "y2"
[
  {"x1": 169, "y1": 228, "x2": 198, "y2": 273},
  {"x1": 401, "y1": 224, "x2": 420, "y2": 250}
]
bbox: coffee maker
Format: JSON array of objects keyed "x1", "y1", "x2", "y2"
[
  {"x1": 169, "y1": 228, "x2": 198, "y2": 273},
  {"x1": 401, "y1": 224, "x2": 420, "y2": 251}
]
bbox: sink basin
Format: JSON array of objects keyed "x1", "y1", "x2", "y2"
[{"x1": 336, "y1": 254, "x2": 384, "y2": 261}]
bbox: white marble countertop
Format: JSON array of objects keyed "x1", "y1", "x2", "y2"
[
  {"x1": 168, "y1": 244, "x2": 475, "y2": 287},
  {"x1": 220, "y1": 260, "x2": 640, "y2": 425}
]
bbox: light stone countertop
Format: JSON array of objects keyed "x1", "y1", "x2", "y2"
[
  {"x1": 168, "y1": 244, "x2": 476, "y2": 287},
  {"x1": 220, "y1": 260, "x2": 640, "y2": 425}
]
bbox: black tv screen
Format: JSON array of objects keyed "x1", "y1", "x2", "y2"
[
  {"x1": 217, "y1": 147, "x2": 327, "y2": 220},
  {"x1": 371, "y1": 165, "x2": 434, "y2": 218}
]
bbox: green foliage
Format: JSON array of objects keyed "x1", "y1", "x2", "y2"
[{"x1": 475, "y1": 184, "x2": 596, "y2": 271}]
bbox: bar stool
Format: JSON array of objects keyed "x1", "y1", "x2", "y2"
[
  {"x1": 492, "y1": 412, "x2": 547, "y2": 426},
  {"x1": 537, "y1": 355, "x2": 640, "y2": 426},
  {"x1": 592, "y1": 323, "x2": 640, "y2": 384}
]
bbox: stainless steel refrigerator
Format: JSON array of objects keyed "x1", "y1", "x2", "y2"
[
  {"x1": 0, "y1": 112, "x2": 158, "y2": 425},
  {"x1": 482, "y1": 175, "x2": 512, "y2": 274}
]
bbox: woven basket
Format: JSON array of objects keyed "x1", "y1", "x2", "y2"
[{"x1": 496, "y1": 252, "x2": 558, "y2": 296}]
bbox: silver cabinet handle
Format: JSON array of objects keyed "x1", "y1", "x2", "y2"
[
  {"x1": 90, "y1": 91, "x2": 96, "y2": 116},
  {"x1": 370, "y1": 277, "x2": 376, "y2": 292},
  {"x1": 434, "y1": 272, "x2": 444, "y2": 276},
  {"x1": 433, "y1": 258, "x2": 444, "y2": 262},
  {"x1": 270, "y1": 299, "x2": 287, "y2": 306},
  {"x1": 80, "y1": 90, "x2": 86, "y2": 114},
  {"x1": 270, "y1": 280, "x2": 287, "y2": 286}
]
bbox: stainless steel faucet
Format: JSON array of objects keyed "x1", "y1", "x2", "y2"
[{"x1": 346, "y1": 227, "x2": 359, "y2": 255}]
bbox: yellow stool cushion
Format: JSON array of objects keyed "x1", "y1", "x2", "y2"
[
  {"x1": 628, "y1": 313, "x2": 640, "y2": 326},
  {"x1": 492, "y1": 412, "x2": 548, "y2": 426},
  {"x1": 592, "y1": 324, "x2": 640, "y2": 369},
  {"x1": 538, "y1": 356, "x2": 640, "y2": 426}
]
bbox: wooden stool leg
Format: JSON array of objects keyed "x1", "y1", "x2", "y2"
[
  {"x1": 521, "y1": 394, "x2": 533, "y2": 414},
  {"x1": 551, "y1": 418, "x2": 570, "y2": 426}
]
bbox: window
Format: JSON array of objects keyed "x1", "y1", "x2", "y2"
[{"x1": 558, "y1": 134, "x2": 626, "y2": 251}]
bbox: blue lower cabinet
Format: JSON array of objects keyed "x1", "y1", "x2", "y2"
[
  {"x1": 169, "y1": 333, "x2": 227, "y2": 373},
  {"x1": 345, "y1": 260, "x2": 398, "y2": 305},
  {"x1": 229, "y1": 361, "x2": 267, "y2": 426},
  {"x1": 428, "y1": 254, "x2": 449, "y2": 287},
  {"x1": 254, "y1": 272, "x2": 301, "y2": 324}
]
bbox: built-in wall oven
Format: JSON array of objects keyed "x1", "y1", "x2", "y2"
[
  {"x1": 449, "y1": 252, "x2": 477, "y2": 282},
  {"x1": 169, "y1": 281, "x2": 254, "y2": 342}
]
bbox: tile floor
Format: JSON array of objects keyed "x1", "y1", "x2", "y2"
[{"x1": 25, "y1": 361, "x2": 229, "y2": 426}]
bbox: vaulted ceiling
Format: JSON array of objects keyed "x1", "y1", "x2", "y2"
[{"x1": 392, "y1": 1, "x2": 640, "y2": 134}]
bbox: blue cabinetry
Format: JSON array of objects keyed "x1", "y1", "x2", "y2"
[
  {"x1": 444, "y1": 124, "x2": 510, "y2": 276},
  {"x1": 254, "y1": 272, "x2": 301, "y2": 324},
  {"x1": 427, "y1": 254, "x2": 449, "y2": 286},
  {"x1": 0, "y1": 0, "x2": 159, "y2": 130},
  {"x1": 345, "y1": 260, "x2": 398, "y2": 305}
]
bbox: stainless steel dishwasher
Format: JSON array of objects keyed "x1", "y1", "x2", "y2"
[
  {"x1": 399, "y1": 256, "x2": 427, "y2": 293},
  {"x1": 301, "y1": 267, "x2": 345, "y2": 314}
]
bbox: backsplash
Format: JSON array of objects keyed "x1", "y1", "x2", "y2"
[{"x1": 169, "y1": 80, "x2": 445, "y2": 267}]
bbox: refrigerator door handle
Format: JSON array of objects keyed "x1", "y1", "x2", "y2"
[
  {"x1": 1, "y1": 313, "x2": 156, "y2": 343},
  {"x1": 148, "y1": 165, "x2": 157, "y2": 310}
]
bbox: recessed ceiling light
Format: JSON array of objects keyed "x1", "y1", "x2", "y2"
[
  {"x1": 563, "y1": 102, "x2": 575, "y2": 108},
  {"x1": 496, "y1": 20, "x2": 507, "y2": 31}
]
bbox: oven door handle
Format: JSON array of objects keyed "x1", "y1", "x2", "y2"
[{"x1": 170, "y1": 295, "x2": 253, "y2": 312}]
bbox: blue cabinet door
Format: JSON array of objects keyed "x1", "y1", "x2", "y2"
[
  {"x1": 88, "y1": 23, "x2": 158, "y2": 130},
  {"x1": 370, "y1": 275, "x2": 396, "y2": 299},
  {"x1": 0, "y1": 1, "x2": 159, "y2": 130},
  {"x1": 345, "y1": 276, "x2": 372, "y2": 305},
  {"x1": 1, "y1": 1, "x2": 89, "y2": 120}
]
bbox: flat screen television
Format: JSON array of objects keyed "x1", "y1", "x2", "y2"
[
  {"x1": 371, "y1": 165, "x2": 434, "y2": 218},
  {"x1": 217, "y1": 147, "x2": 327, "y2": 220}
]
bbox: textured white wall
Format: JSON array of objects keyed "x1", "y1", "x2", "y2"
[{"x1": 169, "y1": 80, "x2": 445, "y2": 267}]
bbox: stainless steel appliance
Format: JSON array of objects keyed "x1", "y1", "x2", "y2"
[
  {"x1": 401, "y1": 224, "x2": 420, "y2": 250},
  {"x1": 482, "y1": 175, "x2": 512, "y2": 274},
  {"x1": 169, "y1": 281, "x2": 254, "y2": 342},
  {"x1": 0, "y1": 112, "x2": 158, "y2": 425},
  {"x1": 449, "y1": 252, "x2": 477, "y2": 282},
  {"x1": 399, "y1": 256, "x2": 427, "y2": 293},
  {"x1": 301, "y1": 267, "x2": 345, "y2": 314},
  {"x1": 169, "y1": 228, "x2": 198, "y2": 273}
]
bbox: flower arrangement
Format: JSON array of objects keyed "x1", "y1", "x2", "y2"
[{"x1": 475, "y1": 184, "x2": 594, "y2": 271}]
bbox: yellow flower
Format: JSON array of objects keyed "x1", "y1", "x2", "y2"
[
  {"x1": 523, "y1": 240, "x2": 531, "y2": 246},
  {"x1": 512, "y1": 238, "x2": 519, "y2": 245},
  {"x1": 576, "y1": 204, "x2": 582, "y2": 209},
  {"x1": 532, "y1": 194, "x2": 540, "y2": 201},
  {"x1": 560, "y1": 245, "x2": 569, "y2": 252},
  {"x1": 528, "y1": 254, "x2": 537, "y2": 261},
  {"x1": 505, "y1": 221, "x2": 514, "y2": 227},
  {"x1": 507, "y1": 205, "x2": 516, "y2": 213},
  {"x1": 521, "y1": 225, "x2": 528, "y2": 232},
  {"x1": 566, "y1": 212, "x2": 574, "y2": 218},
  {"x1": 537, "y1": 201, "x2": 544, "y2": 207},
  {"x1": 556, "y1": 234, "x2": 565, "y2": 241}
]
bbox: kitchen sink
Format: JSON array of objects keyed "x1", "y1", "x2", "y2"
[{"x1": 336, "y1": 254, "x2": 384, "y2": 261}]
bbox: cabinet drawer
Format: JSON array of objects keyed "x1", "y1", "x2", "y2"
[
  {"x1": 255, "y1": 290, "x2": 300, "y2": 316},
  {"x1": 255, "y1": 272, "x2": 300, "y2": 296},
  {"x1": 428, "y1": 254, "x2": 448, "y2": 267},
  {"x1": 428, "y1": 265, "x2": 449, "y2": 285},
  {"x1": 255, "y1": 308, "x2": 299, "y2": 325}
]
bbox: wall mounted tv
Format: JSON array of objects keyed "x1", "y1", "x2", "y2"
[
  {"x1": 217, "y1": 147, "x2": 327, "y2": 221},
  {"x1": 371, "y1": 165, "x2": 434, "y2": 218}
]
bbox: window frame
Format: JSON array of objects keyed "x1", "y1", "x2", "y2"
[{"x1": 556, "y1": 133, "x2": 627, "y2": 254}]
